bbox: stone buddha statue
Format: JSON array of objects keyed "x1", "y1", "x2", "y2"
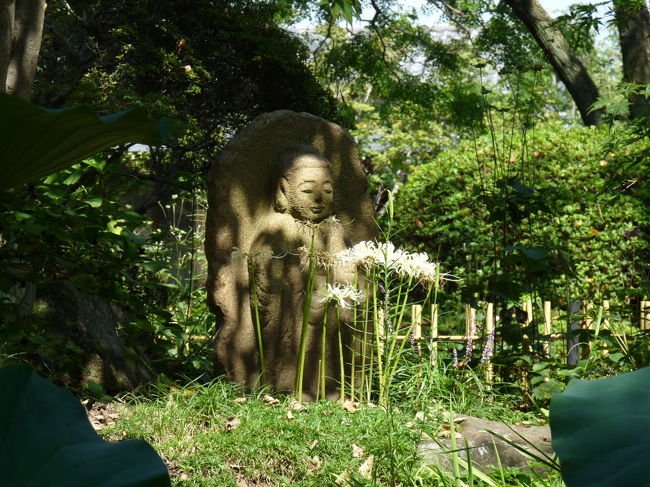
[
  {"x1": 204, "y1": 110, "x2": 377, "y2": 401},
  {"x1": 251, "y1": 145, "x2": 350, "y2": 400}
]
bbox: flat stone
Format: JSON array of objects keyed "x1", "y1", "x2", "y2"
[{"x1": 419, "y1": 414, "x2": 553, "y2": 474}]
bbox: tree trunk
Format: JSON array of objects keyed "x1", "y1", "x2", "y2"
[
  {"x1": 504, "y1": 0, "x2": 603, "y2": 126},
  {"x1": 2, "y1": 0, "x2": 45, "y2": 100},
  {"x1": 0, "y1": 0, "x2": 14, "y2": 91},
  {"x1": 613, "y1": 0, "x2": 650, "y2": 119}
]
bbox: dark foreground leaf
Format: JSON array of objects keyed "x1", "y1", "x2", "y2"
[
  {"x1": 0, "y1": 92, "x2": 168, "y2": 190},
  {"x1": 550, "y1": 366, "x2": 650, "y2": 487},
  {"x1": 0, "y1": 365, "x2": 170, "y2": 487}
]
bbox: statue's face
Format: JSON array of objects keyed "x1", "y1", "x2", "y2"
[{"x1": 284, "y1": 158, "x2": 334, "y2": 223}]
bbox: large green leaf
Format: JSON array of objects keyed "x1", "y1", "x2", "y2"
[
  {"x1": 0, "y1": 365, "x2": 170, "y2": 487},
  {"x1": 550, "y1": 366, "x2": 650, "y2": 487},
  {"x1": 0, "y1": 93, "x2": 168, "y2": 190}
]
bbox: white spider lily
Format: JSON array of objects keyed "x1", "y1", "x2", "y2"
[
  {"x1": 314, "y1": 283, "x2": 364, "y2": 309},
  {"x1": 334, "y1": 241, "x2": 377, "y2": 267},
  {"x1": 395, "y1": 251, "x2": 440, "y2": 284}
]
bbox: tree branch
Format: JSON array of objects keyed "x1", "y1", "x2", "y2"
[{"x1": 504, "y1": 0, "x2": 603, "y2": 125}]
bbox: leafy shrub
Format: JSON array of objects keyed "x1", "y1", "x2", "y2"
[
  {"x1": 0, "y1": 157, "x2": 211, "y2": 385},
  {"x1": 392, "y1": 122, "x2": 650, "y2": 305}
]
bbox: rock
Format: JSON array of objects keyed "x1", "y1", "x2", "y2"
[
  {"x1": 17, "y1": 280, "x2": 153, "y2": 393},
  {"x1": 419, "y1": 415, "x2": 553, "y2": 474}
]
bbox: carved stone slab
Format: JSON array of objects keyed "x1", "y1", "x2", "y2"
[{"x1": 204, "y1": 111, "x2": 376, "y2": 399}]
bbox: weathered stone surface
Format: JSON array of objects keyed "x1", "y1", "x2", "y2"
[
  {"x1": 204, "y1": 110, "x2": 376, "y2": 400},
  {"x1": 419, "y1": 415, "x2": 553, "y2": 474}
]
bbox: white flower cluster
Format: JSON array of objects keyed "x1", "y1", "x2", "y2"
[
  {"x1": 335, "y1": 241, "x2": 442, "y2": 284},
  {"x1": 314, "y1": 283, "x2": 365, "y2": 309}
]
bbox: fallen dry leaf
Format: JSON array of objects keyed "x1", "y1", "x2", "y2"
[
  {"x1": 262, "y1": 394, "x2": 280, "y2": 406},
  {"x1": 366, "y1": 402, "x2": 377, "y2": 408},
  {"x1": 335, "y1": 470, "x2": 351, "y2": 485},
  {"x1": 234, "y1": 397, "x2": 247, "y2": 404},
  {"x1": 352, "y1": 444, "x2": 364, "y2": 458},
  {"x1": 415, "y1": 411, "x2": 426, "y2": 422},
  {"x1": 359, "y1": 455, "x2": 374, "y2": 479},
  {"x1": 405, "y1": 421, "x2": 414, "y2": 428},
  {"x1": 288, "y1": 399, "x2": 307, "y2": 411},
  {"x1": 309, "y1": 439, "x2": 319, "y2": 450},
  {"x1": 224, "y1": 417, "x2": 241, "y2": 431},
  {"x1": 322, "y1": 410, "x2": 334, "y2": 416},
  {"x1": 342, "y1": 399, "x2": 359, "y2": 413},
  {"x1": 309, "y1": 455, "x2": 322, "y2": 471},
  {"x1": 438, "y1": 427, "x2": 462, "y2": 439},
  {"x1": 286, "y1": 410, "x2": 296, "y2": 420}
]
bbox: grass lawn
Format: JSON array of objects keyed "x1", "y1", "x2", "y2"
[{"x1": 98, "y1": 370, "x2": 565, "y2": 486}]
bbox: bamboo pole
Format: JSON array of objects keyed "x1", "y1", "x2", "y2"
[
  {"x1": 584, "y1": 301, "x2": 593, "y2": 329},
  {"x1": 641, "y1": 300, "x2": 650, "y2": 331},
  {"x1": 567, "y1": 300, "x2": 581, "y2": 366},
  {"x1": 543, "y1": 301, "x2": 552, "y2": 355},
  {"x1": 601, "y1": 300, "x2": 610, "y2": 357},
  {"x1": 430, "y1": 303, "x2": 439, "y2": 367},
  {"x1": 465, "y1": 304, "x2": 476, "y2": 337},
  {"x1": 523, "y1": 298, "x2": 533, "y2": 354},
  {"x1": 412, "y1": 304, "x2": 422, "y2": 355},
  {"x1": 485, "y1": 302, "x2": 495, "y2": 387},
  {"x1": 582, "y1": 301, "x2": 593, "y2": 359}
]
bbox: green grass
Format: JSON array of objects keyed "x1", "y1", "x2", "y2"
[{"x1": 101, "y1": 365, "x2": 565, "y2": 486}]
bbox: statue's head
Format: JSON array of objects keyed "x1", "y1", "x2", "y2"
[{"x1": 275, "y1": 146, "x2": 334, "y2": 223}]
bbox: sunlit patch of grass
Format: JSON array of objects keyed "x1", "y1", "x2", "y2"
[
  {"x1": 103, "y1": 379, "x2": 416, "y2": 486},
  {"x1": 102, "y1": 373, "x2": 562, "y2": 486}
]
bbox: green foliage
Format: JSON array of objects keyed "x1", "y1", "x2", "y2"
[
  {"x1": 392, "y1": 122, "x2": 650, "y2": 304},
  {"x1": 38, "y1": 0, "x2": 349, "y2": 141},
  {"x1": 0, "y1": 92, "x2": 166, "y2": 190},
  {"x1": 0, "y1": 154, "x2": 213, "y2": 383},
  {"x1": 1, "y1": 159, "x2": 148, "y2": 380},
  {"x1": 550, "y1": 366, "x2": 650, "y2": 487},
  {"x1": 0, "y1": 365, "x2": 170, "y2": 486}
]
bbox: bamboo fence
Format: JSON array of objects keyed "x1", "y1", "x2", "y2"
[{"x1": 402, "y1": 299, "x2": 650, "y2": 380}]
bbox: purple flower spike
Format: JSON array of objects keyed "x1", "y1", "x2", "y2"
[{"x1": 481, "y1": 327, "x2": 496, "y2": 364}]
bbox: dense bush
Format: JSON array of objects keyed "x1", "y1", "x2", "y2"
[
  {"x1": 392, "y1": 122, "x2": 650, "y2": 305},
  {"x1": 0, "y1": 156, "x2": 211, "y2": 387}
]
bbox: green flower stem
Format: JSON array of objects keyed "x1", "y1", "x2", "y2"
[
  {"x1": 385, "y1": 276, "x2": 415, "y2": 385},
  {"x1": 295, "y1": 228, "x2": 316, "y2": 403},
  {"x1": 248, "y1": 258, "x2": 266, "y2": 386},
  {"x1": 350, "y1": 268, "x2": 359, "y2": 401},
  {"x1": 320, "y1": 302, "x2": 329, "y2": 400},
  {"x1": 373, "y1": 276, "x2": 386, "y2": 406},
  {"x1": 336, "y1": 305, "x2": 345, "y2": 403},
  {"x1": 360, "y1": 270, "x2": 373, "y2": 401},
  {"x1": 319, "y1": 266, "x2": 332, "y2": 401}
]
